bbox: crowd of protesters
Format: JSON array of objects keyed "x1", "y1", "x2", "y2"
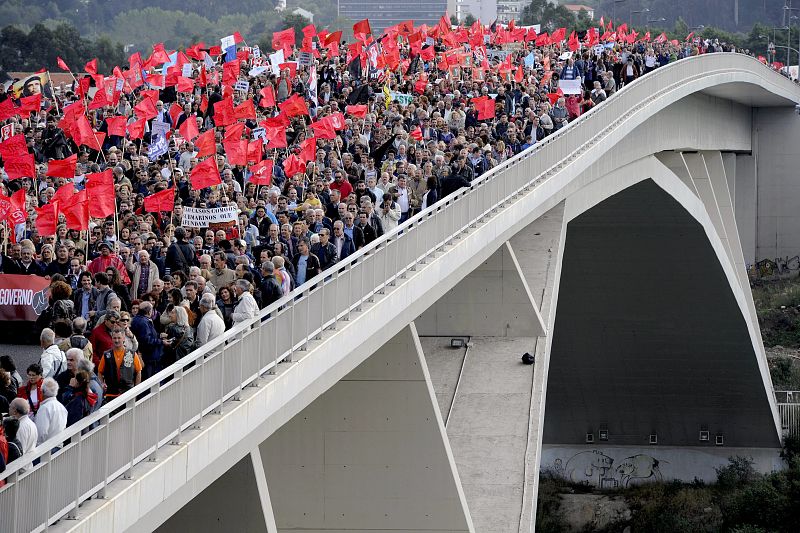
[{"x1": 0, "y1": 15, "x2": 748, "y2": 470}]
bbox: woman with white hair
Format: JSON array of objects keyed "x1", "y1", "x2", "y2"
[
  {"x1": 35, "y1": 378, "x2": 67, "y2": 446},
  {"x1": 160, "y1": 305, "x2": 195, "y2": 365}
]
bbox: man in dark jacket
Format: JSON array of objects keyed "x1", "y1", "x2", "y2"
[
  {"x1": 310, "y1": 229, "x2": 338, "y2": 270},
  {"x1": 440, "y1": 157, "x2": 474, "y2": 198},
  {"x1": 258, "y1": 262, "x2": 284, "y2": 309},
  {"x1": 165, "y1": 227, "x2": 197, "y2": 275},
  {"x1": 130, "y1": 301, "x2": 163, "y2": 380}
]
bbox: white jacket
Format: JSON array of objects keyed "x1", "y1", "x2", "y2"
[
  {"x1": 40, "y1": 344, "x2": 66, "y2": 379},
  {"x1": 232, "y1": 292, "x2": 259, "y2": 324},
  {"x1": 35, "y1": 397, "x2": 67, "y2": 445},
  {"x1": 196, "y1": 310, "x2": 225, "y2": 347}
]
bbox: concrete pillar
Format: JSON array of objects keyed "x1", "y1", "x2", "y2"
[
  {"x1": 259, "y1": 323, "x2": 473, "y2": 532},
  {"x1": 735, "y1": 153, "x2": 757, "y2": 264},
  {"x1": 155, "y1": 453, "x2": 272, "y2": 533},
  {"x1": 754, "y1": 107, "x2": 800, "y2": 260},
  {"x1": 415, "y1": 242, "x2": 545, "y2": 337}
]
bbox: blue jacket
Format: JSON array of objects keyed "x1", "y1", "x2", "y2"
[{"x1": 131, "y1": 313, "x2": 163, "y2": 362}]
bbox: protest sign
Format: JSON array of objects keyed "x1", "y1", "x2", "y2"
[
  {"x1": 558, "y1": 79, "x2": 582, "y2": 94},
  {"x1": 181, "y1": 206, "x2": 239, "y2": 228},
  {"x1": 390, "y1": 92, "x2": 414, "y2": 106},
  {"x1": 298, "y1": 51, "x2": 314, "y2": 66},
  {"x1": 234, "y1": 80, "x2": 250, "y2": 92}
]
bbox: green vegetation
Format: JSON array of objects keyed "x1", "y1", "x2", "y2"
[
  {"x1": 537, "y1": 440, "x2": 800, "y2": 532},
  {"x1": 753, "y1": 277, "x2": 800, "y2": 349}
]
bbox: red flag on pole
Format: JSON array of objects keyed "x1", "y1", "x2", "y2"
[
  {"x1": 128, "y1": 118, "x2": 146, "y2": 140},
  {"x1": 18, "y1": 94, "x2": 41, "y2": 114},
  {"x1": 279, "y1": 94, "x2": 309, "y2": 117},
  {"x1": 190, "y1": 157, "x2": 221, "y2": 189},
  {"x1": 85, "y1": 169, "x2": 116, "y2": 218},
  {"x1": 247, "y1": 140, "x2": 262, "y2": 163},
  {"x1": 298, "y1": 137, "x2": 316, "y2": 163},
  {"x1": 61, "y1": 190, "x2": 89, "y2": 231},
  {"x1": 353, "y1": 19, "x2": 372, "y2": 41},
  {"x1": 346, "y1": 104, "x2": 368, "y2": 118},
  {"x1": 214, "y1": 97, "x2": 236, "y2": 126},
  {"x1": 45, "y1": 154, "x2": 77, "y2": 178},
  {"x1": 106, "y1": 116, "x2": 127, "y2": 137},
  {"x1": 223, "y1": 139, "x2": 248, "y2": 166},
  {"x1": 249, "y1": 159, "x2": 273, "y2": 185},
  {"x1": 143, "y1": 187, "x2": 176, "y2": 212},
  {"x1": 259, "y1": 86, "x2": 276, "y2": 108},
  {"x1": 179, "y1": 114, "x2": 200, "y2": 141},
  {"x1": 57, "y1": 56, "x2": 70, "y2": 71},
  {"x1": 3, "y1": 154, "x2": 35, "y2": 180},
  {"x1": 84, "y1": 58, "x2": 98, "y2": 74},
  {"x1": 35, "y1": 203, "x2": 58, "y2": 236},
  {"x1": 194, "y1": 129, "x2": 217, "y2": 157}
]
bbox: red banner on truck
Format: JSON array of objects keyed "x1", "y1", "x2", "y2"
[{"x1": 0, "y1": 274, "x2": 50, "y2": 321}]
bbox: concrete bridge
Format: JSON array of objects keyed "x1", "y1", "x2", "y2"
[{"x1": 2, "y1": 53, "x2": 800, "y2": 533}]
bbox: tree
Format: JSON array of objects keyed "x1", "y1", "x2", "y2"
[
  {"x1": 521, "y1": 0, "x2": 578, "y2": 32},
  {"x1": 464, "y1": 14, "x2": 477, "y2": 27}
]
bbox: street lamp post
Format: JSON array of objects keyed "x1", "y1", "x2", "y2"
[{"x1": 784, "y1": 5, "x2": 800, "y2": 69}]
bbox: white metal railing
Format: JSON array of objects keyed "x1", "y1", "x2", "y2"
[
  {"x1": 776, "y1": 391, "x2": 800, "y2": 437},
  {"x1": 0, "y1": 53, "x2": 796, "y2": 533}
]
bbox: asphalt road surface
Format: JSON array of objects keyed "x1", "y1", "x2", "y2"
[{"x1": 0, "y1": 343, "x2": 43, "y2": 375}]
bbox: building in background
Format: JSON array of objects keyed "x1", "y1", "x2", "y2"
[
  {"x1": 496, "y1": 0, "x2": 524, "y2": 23},
  {"x1": 564, "y1": 4, "x2": 595, "y2": 19},
  {"x1": 338, "y1": 0, "x2": 448, "y2": 33},
  {"x1": 455, "y1": 0, "x2": 497, "y2": 24}
]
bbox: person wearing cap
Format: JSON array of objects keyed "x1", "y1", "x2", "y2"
[{"x1": 87, "y1": 241, "x2": 130, "y2": 285}]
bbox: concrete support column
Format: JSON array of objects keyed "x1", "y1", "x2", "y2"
[{"x1": 259, "y1": 323, "x2": 473, "y2": 532}]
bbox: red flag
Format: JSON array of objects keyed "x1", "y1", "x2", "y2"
[
  {"x1": 279, "y1": 94, "x2": 309, "y2": 117},
  {"x1": 247, "y1": 140, "x2": 262, "y2": 163},
  {"x1": 84, "y1": 58, "x2": 98, "y2": 74},
  {"x1": 0, "y1": 134, "x2": 27, "y2": 159},
  {"x1": 568, "y1": 31, "x2": 580, "y2": 52},
  {"x1": 282, "y1": 153, "x2": 306, "y2": 177},
  {"x1": 88, "y1": 87, "x2": 110, "y2": 110},
  {"x1": 298, "y1": 137, "x2": 316, "y2": 163},
  {"x1": 223, "y1": 139, "x2": 248, "y2": 166},
  {"x1": 57, "y1": 56, "x2": 70, "y2": 71},
  {"x1": 214, "y1": 97, "x2": 236, "y2": 127},
  {"x1": 259, "y1": 85, "x2": 276, "y2": 108},
  {"x1": 345, "y1": 104, "x2": 368, "y2": 118},
  {"x1": 143, "y1": 187, "x2": 175, "y2": 212},
  {"x1": 128, "y1": 118, "x2": 146, "y2": 140},
  {"x1": 105, "y1": 116, "x2": 127, "y2": 137},
  {"x1": 176, "y1": 76, "x2": 195, "y2": 93},
  {"x1": 234, "y1": 99, "x2": 256, "y2": 120},
  {"x1": 195, "y1": 129, "x2": 217, "y2": 157},
  {"x1": 265, "y1": 125, "x2": 287, "y2": 148},
  {"x1": 223, "y1": 122, "x2": 245, "y2": 142},
  {"x1": 85, "y1": 169, "x2": 116, "y2": 218},
  {"x1": 18, "y1": 94, "x2": 41, "y2": 114},
  {"x1": 61, "y1": 190, "x2": 89, "y2": 231},
  {"x1": 35, "y1": 203, "x2": 58, "y2": 236},
  {"x1": 0, "y1": 98, "x2": 16, "y2": 121},
  {"x1": 410, "y1": 126, "x2": 423, "y2": 141},
  {"x1": 472, "y1": 95, "x2": 495, "y2": 120},
  {"x1": 3, "y1": 154, "x2": 35, "y2": 180},
  {"x1": 249, "y1": 159, "x2": 273, "y2": 185},
  {"x1": 272, "y1": 28, "x2": 296, "y2": 52},
  {"x1": 685, "y1": 31, "x2": 694, "y2": 41},
  {"x1": 550, "y1": 27, "x2": 566, "y2": 43},
  {"x1": 46, "y1": 154, "x2": 77, "y2": 178},
  {"x1": 310, "y1": 119, "x2": 336, "y2": 140},
  {"x1": 353, "y1": 19, "x2": 372, "y2": 40},
  {"x1": 134, "y1": 98, "x2": 158, "y2": 120},
  {"x1": 179, "y1": 114, "x2": 200, "y2": 141},
  {"x1": 150, "y1": 43, "x2": 171, "y2": 65},
  {"x1": 74, "y1": 115, "x2": 102, "y2": 151},
  {"x1": 324, "y1": 30, "x2": 342, "y2": 47},
  {"x1": 190, "y1": 157, "x2": 221, "y2": 189}
]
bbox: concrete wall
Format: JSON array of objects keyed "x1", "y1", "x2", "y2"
[
  {"x1": 541, "y1": 445, "x2": 782, "y2": 487},
  {"x1": 754, "y1": 106, "x2": 800, "y2": 261},
  {"x1": 416, "y1": 242, "x2": 545, "y2": 337},
  {"x1": 735, "y1": 154, "x2": 757, "y2": 265},
  {"x1": 259, "y1": 323, "x2": 473, "y2": 532}
]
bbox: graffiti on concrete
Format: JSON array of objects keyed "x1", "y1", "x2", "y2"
[
  {"x1": 748, "y1": 256, "x2": 800, "y2": 279},
  {"x1": 550, "y1": 450, "x2": 665, "y2": 488}
]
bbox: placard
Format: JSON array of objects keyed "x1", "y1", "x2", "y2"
[
  {"x1": 234, "y1": 80, "x2": 250, "y2": 93},
  {"x1": 181, "y1": 206, "x2": 239, "y2": 228},
  {"x1": 558, "y1": 79, "x2": 582, "y2": 94},
  {"x1": 298, "y1": 51, "x2": 314, "y2": 66}
]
